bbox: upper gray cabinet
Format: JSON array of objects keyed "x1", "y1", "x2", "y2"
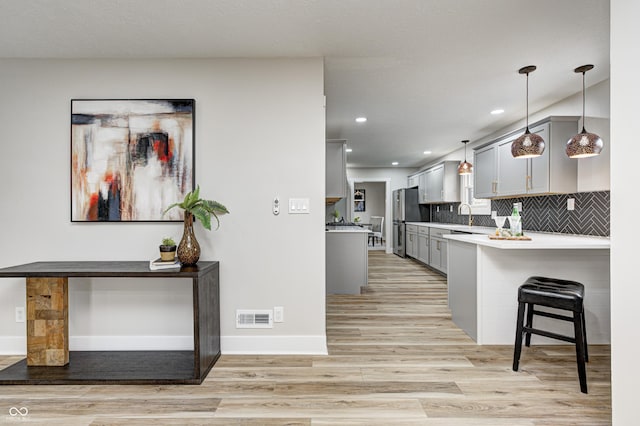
[
  {"x1": 407, "y1": 173, "x2": 420, "y2": 188},
  {"x1": 417, "y1": 161, "x2": 460, "y2": 204},
  {"x1": 326, "y1": 140, "x2": 347, "y2": 204},
  {"x1": 473, "y1": 117, "x2": 579, "y2": 199}
]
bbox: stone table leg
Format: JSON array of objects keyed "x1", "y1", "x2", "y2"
[{"x1": 26, "y1": 277, "x2": 69, "y2": 366}]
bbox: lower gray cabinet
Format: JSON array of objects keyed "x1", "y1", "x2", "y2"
[
  {"x1": 417, "y1": 229, "x2": 429, "y2": 264},
  {"x1": 429, "y1": 228, "x2": 449, "y2": 274},
  {"x1": 406, "y1": 231, "x2": 418, "y2": 258}
]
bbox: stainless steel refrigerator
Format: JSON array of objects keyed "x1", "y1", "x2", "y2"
[{"x1": 392, "y1": 187, "x2": 421, "y2": 257}]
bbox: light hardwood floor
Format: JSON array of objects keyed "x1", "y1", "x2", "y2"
[{"x1": 0, "y1": 251, "x2": 611, "y2": 425}]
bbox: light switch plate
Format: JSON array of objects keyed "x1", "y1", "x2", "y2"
[
  {"x1": 567, "y1": 198, "x2": 575, "y2": 211},
  {"x1": 289, "y1": 198, "x2": 310, "y2": 214}
]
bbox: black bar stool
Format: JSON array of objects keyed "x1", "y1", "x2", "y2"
[{"x1": 512, "y1": 276, "x2": 589, "y2": 393}]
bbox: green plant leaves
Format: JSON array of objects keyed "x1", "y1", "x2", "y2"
[{"x1": 162, "y1": 185, "x2": 229, "y2": 231}]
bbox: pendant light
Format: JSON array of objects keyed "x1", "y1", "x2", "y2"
[
  {"x1": 511, "y1": 65, "x2": 545, "y2": 158},
  {"x1": 566, "y1": 64, "x2": 604, "y2": 158},
  {"x1": 457, "y1": 140, "x2": 473, "y2": 175}
]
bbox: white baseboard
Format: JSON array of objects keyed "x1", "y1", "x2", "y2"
[
  {"x1": 1, "y1": 335, "x2": 328, "y2": 355},
  {"x1": 69, "y1": 336, "x2": 193, "y2": 351},
  {"x1": 0, "y1": 337, "x2": 26, "y2": 355},
  {"x1": 221, "y1": 335, "x2": 328, "y2": 355},
  {"x1": 0, "y1": 336, "x2": 193, "y2": 354}
]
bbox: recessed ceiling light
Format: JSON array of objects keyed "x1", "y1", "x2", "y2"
[
  {"x1": 491, "y1": 109, "x2": 505, "y2": 115},
  {"x1": 391, "y1": 161, "x2": 399, "y2": 166},
  {"x1": 345, "y1": 148, "x2": 353, "y2": 153},
  {"x1": 355, "y1": 117, "x2": 367, "y2": 123},
  {"x1": 423, "y1": 150, "x2": 432, "y2": 155}
]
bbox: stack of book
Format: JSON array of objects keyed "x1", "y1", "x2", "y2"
[{"x1": 149, "y1": 258, "x2": 182, "y2": 270}]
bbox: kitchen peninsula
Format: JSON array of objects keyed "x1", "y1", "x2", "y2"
[
  {"x1": 325, "y1": 224, "x2": 369, "y2": 294},
  {"x1": 445, "y1": 232, "x2": 610, "y2": 345}
]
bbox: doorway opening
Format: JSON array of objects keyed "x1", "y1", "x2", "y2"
[{"x1": 347, "y1": 178, "x2": 391, "y2": 253}]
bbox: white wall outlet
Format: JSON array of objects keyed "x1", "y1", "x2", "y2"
[
  {"x1": 449, "y1": 205, "x2": 453, "y2": 212},
  {"x1": 436, "y1": 206, "x2": 440, "y2": 212},
  {"x1": 491, "y1": 211, "x2": 497, "y2": 219},
  {"x1": 567, "y1": 198, "x2": 575, "y2": 211},
  {"x1": 15, "y1": 307, "x2": 25, "y2": 323},
  {"x1": 514, "y1": 202, "x2": 522, "y2": 212},
  {"x1": 273, "y1": 306, "x2": 284, "y2": 323}
]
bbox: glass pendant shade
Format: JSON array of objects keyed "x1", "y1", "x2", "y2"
[
  {"x1": 458, "y1": 140, "x2": 473, "y2": 175},
  {"x1": 566, "y1": 128, "x2": 603, "y2": 158},
  {"x1": 511, "y1": 129, "x2": 546, "y2": 158},
  {"x1": 458, "y1": 160, "x2": 473, "y2": 175},
  {"x1": 566, "y1": 64, "x2": 603, "y2": 158},
  {"x1": 512, "y1": 65, "x2": 545, "y2": 158}
]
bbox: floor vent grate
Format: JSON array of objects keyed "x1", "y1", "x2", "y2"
[{"x1": 236, "y1": 309, "x2": 273, "y2": 328}]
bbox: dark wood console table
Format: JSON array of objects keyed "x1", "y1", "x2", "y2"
[{"x1": 0, "y1": 261, "x2": 220, "y2": 385}]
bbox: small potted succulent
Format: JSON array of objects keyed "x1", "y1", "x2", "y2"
[
  {"x1": 159, "y1": 237, "x2": 177, "y2": 262},
  {"x1": 332, "y1": 209, "x2": 340, "y2": 223}
]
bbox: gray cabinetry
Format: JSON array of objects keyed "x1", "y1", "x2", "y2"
[
  {"x1": 429, "y1": 227, "x2": 448, "y2": 274},
  {"x1": 417, "y1": 226, "x2": 430, "y2": 264},
  {"x1": 418, "y1": 172, "x2": 428, "y2": 203},
  {"x1": 326, "y1": 140, "x2": 346, "y2": 203},
  {"x1": 417, "y1": 161, "x2": 461, "y2": 204},
  {"x1": 326, "y1": 230, "x2": 368, "y2": 294},
  {"x1": 447, "y1": 241, "x2": 478, "y2": 341},
  {"x1": 473, "y1": 117, "x2": 578, "y2": 198},
  {"x1": 406, "y1": 224, "x2": 418, "y2": 259},
  {"x1": 407, "y1": 174, "x2": 419, "y2": 188},
  {"x1": 473, "y1": 144, "x2": 498, "y2": 198}
]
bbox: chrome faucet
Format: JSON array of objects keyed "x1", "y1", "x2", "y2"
[{"x1": 458, "y1": 203, "x2": 473, "y2": 227}]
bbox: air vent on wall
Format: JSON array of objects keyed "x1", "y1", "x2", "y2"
[{"x1": 236, "y1": 310, "x2": 273, "y2": 329}]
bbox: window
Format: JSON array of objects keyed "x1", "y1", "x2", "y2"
[{"x1": 460, "y1": 173, "x2": 491, "y2": 215}]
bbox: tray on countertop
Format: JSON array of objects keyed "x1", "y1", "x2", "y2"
[{"x1": 488, "y1": 235, "x2": 532, "y2": 241}]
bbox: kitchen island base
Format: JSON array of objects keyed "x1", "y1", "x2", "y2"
[
  {"x1": 447, "y1": 236, "x2": 610, "y2": 345},
  {"x1": 326, "y1": 228, "x2": 369, "y2": 294}
]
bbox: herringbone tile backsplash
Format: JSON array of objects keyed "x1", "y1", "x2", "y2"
[{"x1": 429, "y1": 191, "x2": 610, "y2": 236}]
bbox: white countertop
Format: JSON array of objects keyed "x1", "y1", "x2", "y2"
[
  {"x1": 445, "y1": 231, "x2": 610, "y2": 249},
  {"x1": 326, "y1": 226, "x2": 370, "y2": 233},
  {"x1": 405, "y1": 222, "x2": 609, "y2": 249}
]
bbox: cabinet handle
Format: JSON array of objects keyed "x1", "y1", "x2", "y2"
[
  {"x1": 526, "y1": 175, "x2": 531, "y2": 191},
  {"x1": 492, "y1": 181, "x2": 497, "y2": 194}
]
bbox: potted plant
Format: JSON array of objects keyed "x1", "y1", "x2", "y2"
[
  {"x1": 163, "y1": 185, "x2": 230, "y2": 266},
  {"x1": 159, "y1": 237, "x2": 177, "y2": 262},
  {"x1": 332, "y1": 209, "x2": 340, "y2": 223}
]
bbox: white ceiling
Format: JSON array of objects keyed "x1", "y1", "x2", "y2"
[{"x1": 0, "y1": 0, "x2": 610, "y2": 168}]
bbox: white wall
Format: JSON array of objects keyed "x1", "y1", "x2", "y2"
[
  {"x1": 0, "y1": 58, "x2": 327, "y2": 355},
  {"x1": 611, "y1": 1, "x2": 638, "y2": 423}
]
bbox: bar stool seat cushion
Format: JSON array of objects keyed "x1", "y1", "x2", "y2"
[{"x1": 518, "y1": 276, "x2": 584, "y2": 312}]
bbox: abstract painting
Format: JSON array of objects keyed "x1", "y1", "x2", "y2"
[{"x1": 71, "y1": 99, "x2": 194, "y2": 222}]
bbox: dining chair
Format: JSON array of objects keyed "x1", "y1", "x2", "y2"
[{"x1": 370, "y1": 216, "x2": 384, "y2": 246}]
